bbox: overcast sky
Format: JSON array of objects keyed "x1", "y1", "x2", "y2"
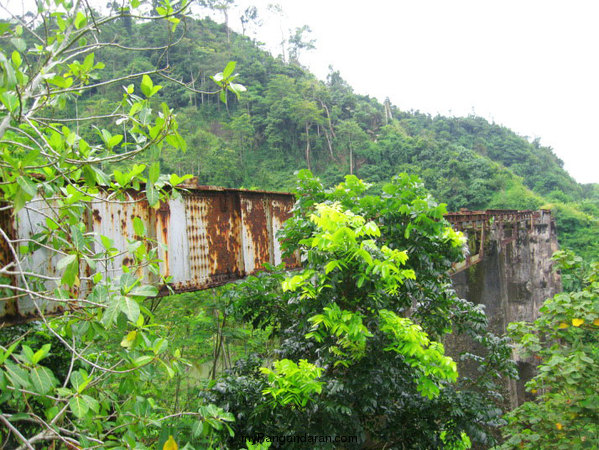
[{"x1": 228, "y1": 0, "x2": 599, "y2": 184}]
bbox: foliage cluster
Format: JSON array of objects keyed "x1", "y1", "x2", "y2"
[
  {"x1": 500, "y1": 250, "x2": 599, "y2": 448},
  {"x1": 205, "y1": 172, "x2": 516, "y2": 449}
]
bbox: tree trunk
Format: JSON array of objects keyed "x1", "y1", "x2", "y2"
[
  {"x1": 319, "y1": 100, "x2": 336, "y2": 138},
  {"x1": 305, "y1": 122, "x2": 312, "y2": 171},
  {"x1": 349, "y1": 136, "x2": 353, "y2": 175},
  {"x1": 223, "y1": 10, "x2": 230, "y2": 44}
]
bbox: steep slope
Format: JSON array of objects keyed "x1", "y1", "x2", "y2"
[{"x1": 56, "y1": 16, "x2": 598, "y2": 260}]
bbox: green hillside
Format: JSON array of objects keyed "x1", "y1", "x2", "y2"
[
  {"x1": 2, "y1": 4, "x2": 598, "y2": 448},
  {"x1": 56, "y1": 15, "x2": 599, "y2": 261}
]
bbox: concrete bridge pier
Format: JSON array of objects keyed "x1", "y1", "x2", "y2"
[{"x1": 448, "y1": 210, "x2": 561, "y2": 407}]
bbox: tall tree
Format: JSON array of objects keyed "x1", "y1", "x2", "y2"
[
  {"x1": 240, "y1": 5, "x2": 260, "y2": 36},
  {"x1": 208, "y1": 172, "x2": 516, "y2": 448},
  {"x1": 336, "y1": 119, "x2": 370, "y2": 174},
  {"x1": 287, "y1": 25, "x2": 316, "y2": 65},
  {"x1": 0, "y1": 1, "x2": 239, "y2": 447},
  {"x1": 199, "y1": 0, "x2": 235, "y2": 43}
]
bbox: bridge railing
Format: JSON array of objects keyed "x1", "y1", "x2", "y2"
[{"x1": 445, "y1": 209, "x2": 553, "y2": 274}]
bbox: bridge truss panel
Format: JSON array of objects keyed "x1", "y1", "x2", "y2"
[{"x1": 0, "y1": 186, "x2": 300, "y2": 325}]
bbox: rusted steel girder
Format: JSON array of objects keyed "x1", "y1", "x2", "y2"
[{"x1": 0, "y1": 184, "x2": 299, "y2": 325}]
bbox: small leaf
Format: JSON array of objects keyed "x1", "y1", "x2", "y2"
[
  {"x1": 133, "y1": 217, "x2": 146, "y2": 237},
  {"x1": 146, "y1": 185, "x2": 159, "y2": 208},
  {"x1": 32, "y1": 344, "x2": 51, "y2": 364},
  {"x1": 61, "y1": 257, "x2": 79, "y2": 287},
  {"x1": 0, "y1": 92, "x2": 18, "y2": 112},
  {"x1": 149, "y1": 162, "x2": 160, "y2": 185},
  {"x1": 163, "y1": 435, "x2": 178, "y2": 450},
  {"x1": 57, "y1": 254, "x2": 77, "y2": 271},
  {"x1": 74, "y1": 11, "x2": 87, "y2": 29},
  {"x1": 129, "y1": 285, "x2": 158, "y2": 298},
  {"x1": 4, "y1": 361, "x2": 30, "y2": 389},
  {"x1": 0, "y1": 340, "x2": 20, "y2": 364},
  {"x1": 82, "y1": 394, "x2": 99, "y2": 413},
  {"x1": 11, "y1": 51, "x2": 22, "y2": 68},
  {"x1": 82, "y1": 53, "x2": 95, "y2": 71},
  {"x1": 133, "y1": 355, "x2": 153, "y2": 367},
  {"x1": 11, "y1": 37, "x2": 26, "y2": 52},
  {"x1": 71, "y1": 225, "x2": 85, "y2": 251},
  {"x1": 101, "y1": 298, "x2": 120, "y2": 327},
  {"x1": 21, "y1": 345, "x2": 34, "y2": 364},
  {"x1": 140, "y1": 74, "x2": 154, "y2": 97},
  {"x1": 108, "y1": 134, "x2": 123, "y2": 148},
  {"x1": 120, "y1": 330, "x2": 137, "y2": 348},
  {"x1": 169, "y1": 173, "x2": 193, "y2": 186},
  {"x1": 17, "y1": 176, "x2": 37, "y2": 197},
  {"x1": 222, "y1": 61, "x2": 236, "y2": 79}
]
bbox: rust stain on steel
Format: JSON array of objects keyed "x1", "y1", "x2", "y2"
[
  {"x1": 156, "y1": 201, "x2": 171, "y2": 277},
  {"x1": 271, "y1": 195, "x2": 299, "y2": 269},
  {"x1": 1, "y1": 183, "x2": 557, "y2": 325},
  {"x1": 445, "y1": 209, "x2": 551, "y2": 274},
  {"x1": 240, "y1": 194, "x2": 271, "y2": 273},
  {"x1": 1, "y1": 180, "x2": 556, "y2": 326},
  {"x1": 204, "y1": 191, "x2": 243, "y2": 283}
]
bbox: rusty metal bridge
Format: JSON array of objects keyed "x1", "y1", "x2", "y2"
[
  {"x1": 446, "y1": 209, "x2": 553, "y2": 274},
  {"x1": 0, "y1": 183, "x2": 553, "y2": 325}
]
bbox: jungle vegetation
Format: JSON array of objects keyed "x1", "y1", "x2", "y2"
[{"x1": 0, "y1": 1, "x2": 597, "y2": 448}]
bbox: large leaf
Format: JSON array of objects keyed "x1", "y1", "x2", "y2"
[
  {"x1": 129, "y1": 285, "x2": 158, "y2": 298},
  {"x1": 56, "y1": 254, "x2": 77, "y2": 271},
  {"x1": 69, "y1": 395, "x2": 89, "y2": 418},
  {"x1": 30, "y1": 366, "x2": 57, "y2": 394},
  {"x1": 163, "y1": 435, "x2": 178, "y2": 450},
  {"x1": 120, "y1": 296, "x2": 140, "y2": 323},
  {"x1": 133, "y1": 217, "x2": 146, "y2": 237},
  {"x1": 82, "y1": 394, "x2": 99, "y2": 414},
  {"x1": 140, "y1": 74, "x2": 153, "y2": 97},
  {"x1": 146, "y1": 184, "x2": 159, "y2": 208},
  {"x1": 222, "y1": 61, "x2": 236, "y2": 79},
  {"x1": 32, "y1": 344, "x2": 51, "y2": 364},
  {"x1": 101, "y1": 297, "x2": 120, "y2": 327},
  {"x1": 4, "y1": 362, "x2": 31, "y2": 389},
  {"x1": 61, "y1": 257, "x2": 79, "y2": 287},
  {"x1": 71, "y1": 225, "x2": 85, "y2": 251},
  {"x1": 149, "y1": 162, "x2": 160, "y2": 185}
]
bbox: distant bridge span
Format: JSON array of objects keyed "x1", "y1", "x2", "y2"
[{"x1": 0, "y1": 182, "x2": 556, "y2": 325}]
